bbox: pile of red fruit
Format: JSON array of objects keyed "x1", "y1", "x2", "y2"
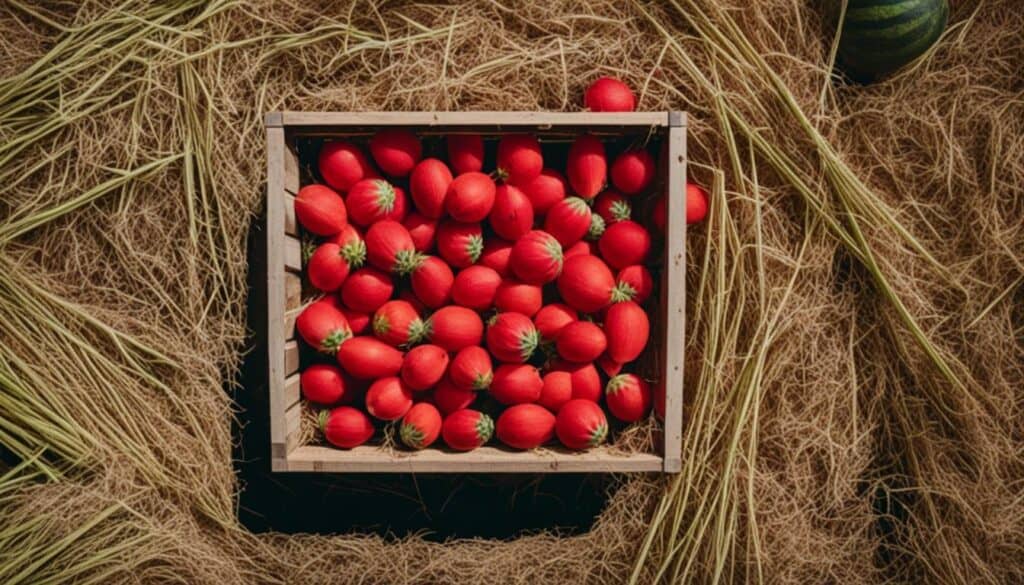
[{"x1": 293, "y1": 77, "x2": 707, "y2": 452}]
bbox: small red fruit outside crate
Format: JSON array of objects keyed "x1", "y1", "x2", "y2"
[{"x1": 265, "y1": 111, "x2": 686, "y2": 473}]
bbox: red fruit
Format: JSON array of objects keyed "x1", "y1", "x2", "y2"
[
  {"x1": 486, "y1": 312, "x2": 540, "y2": 363},
  {"x1": 400, "y1": 402, "x2": 442, "y2": 449},
  {"x1": 556, "y1": 321, "x2": 607, "y2": 363},
  {"x1": 415, "y1": 306, "x2": 484, "y2": 351},
  {"x1": 452, "y1": 265, "x2": 502, "y2": 310},
  {"x1": 494, "y1": 279, "x2": 542, "y2": 317},
  {"x1": 496, "y1": 404, "x2": 556, "y2": 449},
  {"x1": 442, "y1": 409, "x2": 494, "y2": 451},
  {"x1": 446, "y1": 172, "x2": 496, "y2": 222},
  {"x1": 336, "y1": 336, "x2": 404, "y2": 379},
  {"x1": 409, "y1": 158, "x2": 453, "y2": 218},
  {"x1": 496, "y1": 134, "x2": 543, "y2": 185},
  {"x1": 610, "y1": 149, "x2": 655, "y2": 195},
  {"x1": 480, "y1": 238, "x2": 514, "y2": 277},
  {"x1": 301, "y1": 363, "x2": 354, "y2": 405},
  {"x1": 616, "y1": 265, "x2": 653, "y2": 303},
  {"x1": 340, "y1": 267, "x2": 393, "y2": 313},
  {"x1": 449, "y1": 346, "x2": 493, "y2": 391},
  {"x1": 544, "y1": 197, "x2": 592, "y2": 247},
  {"x1": 433, "y1": 377, "x2": 477, "y2": 415},
  {"x1": 489, "y1": 184, "x2": 534, "y2": 240},
  {"x1": 365, "y1": 220, "x2": 422, "y2": 274},
  {"x1": 410, "y1": 256, "x2": 454, "y2": 308},
  {"x1": 307, "y1": 243, "x2": 356, "y2": 292},
  {"x1": 555, "y1": 399, "x2": 608, "y2": 450},
  {"x1": 294, "y1": 184, "x2": 347, "y2": 236},
  {"x1": 372, "y1": 300, "x2": 421, "y2": 347},
  {"x1": 533, "y1": 303, "x2": 578, "y2": 341},
  {"x1": 594, "y1": 190, "x2": 632, "y2": 224},
  {"x1": 566, "y1": 134, "x2": 606, "y2": 200},
  {"x1": 319, "y1": 141, "x2": 375, "y2": 192},
  {"x1": 340, "y1": 305, "x2": 370, "y2": 335},
  {"x1": 687, "y1": 182, "x2": 709, "y2": 224},
  {"x1": 490, "y1": 364, "x2": 543, "y2": 405},
  {"x1": 584, "y1": 77, "x2": 636, "y2": 112},
  {"x1": 564, "y1": 240, "x2": 594, "y2": 259},
  {"x1": 403, "y1": 212, "x2": 438, "y2": 253},
  {"x1": 557, "y1": 254, "x2": 624, "y2": 313},
  {"x1": 401, "y1": 344, "x2": 449, "y2": 391},
  {"x1": 653, "y1": 195, "x2": 666, "y2": 233},
  {"x1": 320, "y1": 406, "x2": 374, "y2": 449},
  {"x1": 520, "y1": 169, "x2": 567, "y2": 215},
  {"x1": 447, "y1": 134, "x2": 484, "y2": 174},
  {"x1": 365, "y1": 376, "x2": 414, "y2": 421},
  {"x1": 296, "y1": 300, "x2": 351, "y2": 355},
  {"x1": 599, "y1": 220, "x2": 651, "y2": 269},
  {"x1": 538, "y1": 371, "x2": 573, "y2": 413},
  {"x1": 604, "y1": 301, "x2": 649, "y2": 363},
  {"x1": 605, "y1": 373, "x2": 652, "y2": 422},
  {"x1": 397, "y1": 289, "x2": 426, "y2": 314},
  {"x1": 369, "y1": 129, "x2": 421, "y2": 177},
  {"x1": 597, "y1": 355, "x2": 624, "y2": 377},
  {"x1": 552, "y1": 360, "x2": 603, "y2": 402},
  {"x1": 326, "y1": 223, "x2": 367, "y2": 260},
  {"x1": 436, "y1": 220, "x2": 483, "y2": 268},
  {"x1": 346, "y1": 179, "x2": 405, "y2": 226},
  {"x1": 509, "y1": 230, "x2": 563, "y2": 284}
]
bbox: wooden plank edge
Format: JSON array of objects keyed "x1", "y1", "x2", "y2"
[
  {"x1": 265, "y1": 111, "x2": 284, "y2": 127},
  {"x1": 280, "y1": 111, "x2": 670, "y2": 127}
]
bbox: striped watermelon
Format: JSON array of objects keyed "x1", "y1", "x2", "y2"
[{"x1": 836, "y1": 0, "x2": 948, "y2": 82}]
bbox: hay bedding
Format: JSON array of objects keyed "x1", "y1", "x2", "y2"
[{"x1": 0, "y1": 0, "x2": 1021, "y2": 583}]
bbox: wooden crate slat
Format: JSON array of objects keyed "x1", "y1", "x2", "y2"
[
  {"x1": 266, "y1": 125, "x2": 288, "y2": 447},
  {"x1": 284, "y1": 340, "x2": 299, "y2": 376},
  {"x1": 284, "y1": 234, "x2": 302, "y2": 272},
  {"x1": 285, "y1": 273, "x2": 302, "y2": 309},
  {"x1": 284, "y1": 308, "x2": 301, "y2": 341},
  {"x1": 284, "y1": 193, "x2": 297, "y2": 235},
  {"x1": 280, "y1": 111, "x2": 669, "y2": 128},
  {"x1": 284, "y1": 373, "x2": 301, "y2": 409},
  {"x1": 661, "y1": 114, "x2": 687, "y2": 473},
  {"x1": 284, "y1": 401, "x2": 303, "y2": 455}
]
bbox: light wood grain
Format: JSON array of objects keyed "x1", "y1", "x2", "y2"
[
  {"x1": 662, "y1": 116, "x2": 687, "y2": 473},
  {"x1": 284, "y1": 340, "x2": 299, "y2": 376},
  {"x1": 285, "y1": 445, "x2": 664, "y2": 473},
  {"x1": 284, "y1": 234, "x2": 301, "y2": 272},
  {"x1": 266, "y1": 126, "x2": 288, "y2": 447},
  {"x1": 284, "y1": 308, "x2": 301, "y2": 341},
  {"x1": 284, "y1": 193, "x2": 297, "y2": 235},
  {"x1": 279, "y1": 111, "x2": 669, "y2": 128},
  {"x1": 284, "y1": 401, "x2": 303, "y2": 454},
  {"x1": 284, "y1": 373, "x2": 301, "y2": 408}
]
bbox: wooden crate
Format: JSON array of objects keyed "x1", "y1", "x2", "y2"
[{"x1": 265, "y1": 111, "x2": 686, "y2": 473}]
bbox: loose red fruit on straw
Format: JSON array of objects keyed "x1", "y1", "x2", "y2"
[
  {"x1": 336, "y1": 336, "x2": 404, "y2": 379},
  {"x1": 301, "y1": 363, "x2": 353, "y2": 405},
  {"x1": 486, "y1": 312, "x2": 540, "y2": 363},
  {"x1": 598, "y1": 219, "x2": 651, "y2": 269},
  {"x1": 496, "y1": 134, "x2": 543, "y2": 185},
  {"x1": 594, "y1": 190, "x2": 632, "y2": 224},
  {"x1": 604, "y1": 301, "x2": 649, "y2": 363},
  {"x1": 365, "y1": 220, "x2": 422, "y2": 274},
  {"x1": 509, "y1": 230, "x2": 563, "y2": 284},
  {"x1": 403, "y1": 212, "x2": 437, "y2": 253},
  {"x1": 365, "y1": 376, "x2": 414, "y2": 421},
  {"x1": 615, "y1": 265, "x2": 653, "y2": 303},
  {"x1": 409, "y1": 158, "x2": 453, "y2": 219},
  {"x1": 538, "y1": 370, "x2": 573, "y2": 413},
  {"x1": 400, "y1": 402, "x2": 442, "y2": 449},
  {"x1": 442, "y1": 409, "x2": 494, "y2": 451},
  {"x1": 490, "y1": 363, "x2": 543, "y2": 405},
  {"x1": 584, "y1": 76, "x2": 636, "y2": 112},
  {"x1": 320, "y1": 406, "x2": 374, "y2": 449},
  {"x1": 452, "y1": 265, "x2": 502, "y2": 310},
  {"x1": 296, "y1": 300, "x2": 351, "y2": 355},
  {"x1": 566, "y1": 134, "x2": 606, "y2": 199},
  {"x1": 544, "y1": 196, "x2": 593, "y2": 247},
  {"x1": 447, "y1": 134, "x2": 484, "y2": 174},
  {"x1": 557, "y1": 254, "x2": 623, "y2": 313},
  {"x1": 533, "y1": 303, "x2": 578, "y2": 342},
  {"x1": 479, "y1": 238, "x2": 514, "y2": 277},
  {"x1": 433, "y1": 377, "x2": 477, "y2": 415},
  {"x1": 369, "y1": 129, "x2": 421, "y2": 177},
  {"x1": 556, "y1": 321, "x2": 607, "y2": 363},
  {"x1": 307, "y1": 243, "x2": 357, "y2": 292},
  {"x1": 449, "y1": 346, "x2": 493, "y2": 391},
  {"x1": 409, "y1": 255, "x2": 454, "y2": 308},
  {"x1": 489, "y1": 184, "x2": 534, "y2": 240},
  {"x1": 520, "y1": 168, "x2": 567, "y2": 215},
  {"x1": 556, "y1": 399, "x2": 608, "y2": 450},
  {"x1": 340, "y1": 267, "x2": 394, "y2": 313},
  {"x1": 401, "y1": 344, "x2": 449, "y2": 391},
  {"x1": 413, "y1": 306, "x2": 484, "y2": 351},
  {"x1": 686, "y1": 181, "x2": 709, "y2": 224},
  {"x1": 494, "y1": 279, "x2": 543, "y2": 316},
  {"x1": 295, "y1": 184, "x2": 347, "y2": 236},
  {"x1": 610, "y1": 149, "x2": 655, "y2": 195},
  {"x1": 605, "y1": 373, "x2": 652, "y2": 422},
  {"x1": 346, "y1": 179, "x2": 404, "y2": 226},
  {"x1": 436, "y1": 220, "x2": 484, "y2": 268},
  {"x1": 497, "y1": 404, "x2": 556, "y2": 450},
  {"x1": 446, "y1": 172, "x2": 496, "y2": 222},
  {"x1": 563, "y1": 240, "x2": 593, "y2": 259},
  {"x1": 372, "y1": 300, "x2": 421, "y2": 347},
  {"x1": 551, "y1": 360, "x2": 603, "y2": 402},
  {"x1": 319, "y1": 141, "x2": 375, "y2": 192}
]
